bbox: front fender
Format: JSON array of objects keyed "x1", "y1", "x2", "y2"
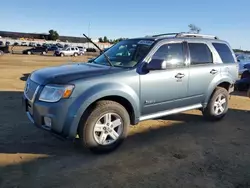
[{"x1": 65, "y1": 82, "x2": 140, "y2": 138}]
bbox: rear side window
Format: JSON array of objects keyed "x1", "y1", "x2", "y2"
[
  {"x1": 212, "y1": 43, "x2": 235, "y2": 64},
  {"x1": 188, "y1": 43, "x2": 213, "y2": 65}
]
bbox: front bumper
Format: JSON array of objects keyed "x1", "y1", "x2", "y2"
[{"x1": 22, "y1": 93, "x2": 76, "y2": 140}]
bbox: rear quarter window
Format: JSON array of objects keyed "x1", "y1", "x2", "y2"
[{"x1": 212, "y1": 43, "x2": 235, "y2": 64}]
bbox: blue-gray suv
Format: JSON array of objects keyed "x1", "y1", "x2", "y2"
[{"x1": 23, "y1": 33, "x2": 238, "y2": 153}]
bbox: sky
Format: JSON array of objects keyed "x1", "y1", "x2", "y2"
[{"x1": 1, "y1": 0, "x2": 250, "y2": 49}]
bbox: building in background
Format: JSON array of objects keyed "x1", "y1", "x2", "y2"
[{"x1": 0, "y1": 30, "x2": 90, "y2": 43}]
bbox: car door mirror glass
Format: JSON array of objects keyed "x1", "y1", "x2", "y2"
[{"x1": 146, "y1": 59, "x2": 167, "y2": 70}]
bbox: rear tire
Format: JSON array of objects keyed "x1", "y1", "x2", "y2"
[
  {"x1": 78, "y1": 100, "x2": 130, "y2": 154},
  {"x1": 74, "y1": 53, "x2": 78, "y2": 57},
  {"x1": 60, "y1": 53, "x2": 64, "y2": 57},
  {"x1": 27, "y1": 51, "x2": 31, "y2": 55},
  {"x1": 202, "y1": 87, "x2": 229, "y2": 121}
]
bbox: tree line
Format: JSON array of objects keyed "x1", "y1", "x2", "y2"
[{"x1": 98, "y1": 36, "x2": 129, "y2": 44}]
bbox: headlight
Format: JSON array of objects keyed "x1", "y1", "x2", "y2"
[{"x1": 39, "y1": 84, "x2": 74, "y2": 102}]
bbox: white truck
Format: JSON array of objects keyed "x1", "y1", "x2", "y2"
[{"x1": 54, "y1": 47, "x2": 80, "y2": 57}]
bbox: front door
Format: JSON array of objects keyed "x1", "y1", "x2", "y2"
[{"x1": 140, "y1": 42, "x2": 189, "y2": 116}]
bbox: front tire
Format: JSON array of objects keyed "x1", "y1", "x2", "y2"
[
  {"x1": 202, "y1": 87, "x2": 229, "y2": 121},
  {"x1": 60, "y1": 53, "x2": 64, "y2": 57},
  {"x1": 79, "y1": 100, "x2": 130, "y2": 154}
]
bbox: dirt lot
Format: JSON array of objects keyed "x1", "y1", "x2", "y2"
[{"x1": 0, "y1": 54, "x2": 250, "y2": 188}]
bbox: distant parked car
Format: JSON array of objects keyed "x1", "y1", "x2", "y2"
[
  {"x1": 236, "y1": 64, "x2": 250, "y2": 92},
  {"x1": 22, "y1": 47, "x2": 48, "y2": 55},
  {"x1": 48, "y1": 45, "x2": 60, "y2": 51},
  {"x1": 14, "y1": 42, "x2": 19, "y2": 46},
  {"x1": 36, "y1": 43, "x2": 41, "y2": 47},
  {"x1": 64, "y1": 44, "x2": 70, "y2": 48},
  {"x1": 86, "y1": 47, "x2": 97, "y2": 52},
  {"x1": 77, "y1": 46, "x2": 86, "y2": 55},
  {"x1": 29, "y1": 42, "x2": 37, "y2": 47},
  {"x1": 236, "y1": 54, "x2": 250, "y2": 75},
  {"x1": 56, "y1": 43, "x2": 64, "y2": 48},
  {"x1": 21, "y1": 42, "x2": 28, "y2": 46},
  {"x1": 54, "y1": 47, "x2": 80, "y2": 57}
]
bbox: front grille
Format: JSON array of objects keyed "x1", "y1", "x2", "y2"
[{"x1": 24, "y1": 79, "x2": 39, "y2": 101}]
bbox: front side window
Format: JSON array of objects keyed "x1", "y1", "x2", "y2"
[
  {"x1": 150, "y1": 43, "x2": 185, "y2": 68},
  {"x1": 189, "y1": 43, "x2": 213, "y2": 65},
  {"x1": 92, "y1": 39, "x2": 155, "y2": 68}
]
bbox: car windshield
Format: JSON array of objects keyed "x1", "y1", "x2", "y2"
[{"x1": 92, "y1": 39, "x2": 155, "y2": 68}]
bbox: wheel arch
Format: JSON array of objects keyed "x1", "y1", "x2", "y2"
[
  {"x1": 66, "y1": 83, "x2": 140, "y2": 138},
  {"x1": 204, "y1": 78, "x2": 234, "y2": 107}
]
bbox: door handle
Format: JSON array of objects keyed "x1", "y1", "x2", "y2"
[
  {"x1": 175, "y1": 73, "x2": 185, "y2": 79},
  {"x1": 210, "y1": 69, "x2": 218, "y2": 74}
]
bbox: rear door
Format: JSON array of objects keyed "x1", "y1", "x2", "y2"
[
  {"x1": 187, "y1": 42, "x2": 220, "y2": 104},
  {"x1": 212, "y1": 42, "x2": 238, "y2": 81}
]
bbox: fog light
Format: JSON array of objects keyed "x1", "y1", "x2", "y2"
[{"x1": 44, "y1": 117, "x2": 52, "y2": 128}]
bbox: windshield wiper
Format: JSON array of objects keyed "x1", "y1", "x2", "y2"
[{"x1": 83, "y1": 33, "x2": 113, "y2": 67}]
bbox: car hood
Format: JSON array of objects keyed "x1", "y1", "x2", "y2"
[{"x1": 30, "y1": 62, "x2": 127, "y2": 85}]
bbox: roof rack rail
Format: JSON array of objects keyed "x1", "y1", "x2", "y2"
[
  {"x1": 151, "y1": 33, "x2": 179, "y2": 37},
  {"x1": 176, "y1": 33, "x2": 219, "y2": 39},
  {"x1": 149, "y1": 32, "x2": 219, "y2": 39}
]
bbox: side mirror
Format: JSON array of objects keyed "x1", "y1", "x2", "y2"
[{"x1": 146, "y1": 59, "x2": 167, "y2": 70}]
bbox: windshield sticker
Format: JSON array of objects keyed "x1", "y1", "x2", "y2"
[{"x1": 138, "y1": 40, "x2": 154, "y2": 45}]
